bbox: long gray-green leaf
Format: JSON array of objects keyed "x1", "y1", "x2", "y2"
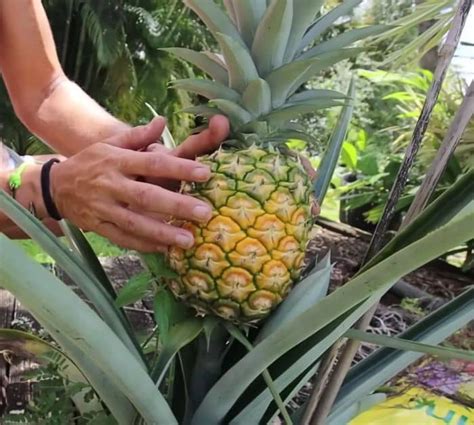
[
  {"x1": 267, "y1": 48, "x2": 361, "y2": 107},
  {"x1": 191, "y1": 200, "x2": 473, "y2": 424},
  {"x1": 298, "y1": 0, "x2": 363, "y2": 52},
  {"x1": 0, "y1": 191, "x2": 142, "y2": 364},
  {"x1": 227, "y1": 0, "x2": 266, "y2": 47},
  {"x1": 242, "y1": 79, "x2": 272, "y2": 117},
  {"x1": 170, "y1": 79, "x2": 240, "y2": 102},
  {"x1": 314, "y1": 78, "x2": 355, "y2": 204},
  {"x1": 284, "y1": 0, "x2": 325, "y2": 62},
  {"x1": 265, "y1": 99, "x2": 344, "y2": 125},
  {"x1": 288, "y1": 89, "x2": 347, "y2": 103},
  {"x1": 346, "y1": 329, "x2": 474, "y2": 362},
  {"x1": 161, "y1": 48, "x2": 228, "y2": 85},
  {"x1": 215, "y1": 32, "x2": 259, "y2": 93},
  {"x1": 225, "y1": 324, "x2": 293, "y2": 425},
  {"x1": 60, "y1": 220, "x2": 116, "y2": 299},
  {"x1": 26, "y1": 313, "x2": 136, "y2": 423},
  {"x1": 210, "y1": 99, "x2": 253, "y2": 128},
  {"x1": 184, "y1": 0, "x2": 244, "y2": 47},
  {"x1": 0, "y1": 236, "x2": 178, "y2": 425},
  {"x1": 252, "y1": 0, "x2": 293, "y2": 76},
  {"x1": 151, "y1": 319, "x2": 203, "y2": 387},
  {"x1": 299, "y1": 25, "x2": 388, "y2": 60}
]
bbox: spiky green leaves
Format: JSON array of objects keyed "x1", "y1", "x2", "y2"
[
  {"x1": 265, "y1": 99, "x2": 345, "y2": 126},
  {"x1": 267, "y1": 48, "x2": 361, "y2": 107},
  {"x1": 299, "y1": 25, "x2": 389, "y2": 60},
  {"x1": 215, "y1": 33, "x2": 259, "y2": 92},
  {"x1": 170, "y1": 79, "x2": 240, "y2": 103},
  {"x1": 160, "y1": 48, "x2": 228, "y2": 85},
  {"x1": 209, "y1": 99, "x2": 253, "y2": 128},
  {"x1": 242, "y1": 79, "x2": 272, "y2": 117},
  {"x1": 184, "y1": 0, "x2": 244, "y2": 46},
  {"x1": 165, "y1": 0, "x2": 389, "y2": 137},
  {"x1": 252, "y1": 0, "x2": 293, "y2": 77},
  {"x1": 225, "y1": 0, "x2": 267, "y2": 47},
  {"x1": 283, "y1": 0, "x2": 325, "y2": 62},
  {"x1": 298, "y1": 0, "x2": 363, "y2": 53}
]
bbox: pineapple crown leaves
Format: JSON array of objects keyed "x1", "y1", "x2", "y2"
[{"x1": 168, "y1": 0, "x2": 387, "y2": 139}]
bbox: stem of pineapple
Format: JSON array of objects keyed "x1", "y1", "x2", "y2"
[{"x1": 186, "y1": 325, "x2": 229, "y2": 424}]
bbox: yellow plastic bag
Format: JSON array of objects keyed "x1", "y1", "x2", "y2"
[{"x1": 349, "y1": 388, "x2": 474, "y2": 425}]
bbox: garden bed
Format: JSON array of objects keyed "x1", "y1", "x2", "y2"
[{"x1": 0, "y1": 222, "x2": 472, "y2": 418}]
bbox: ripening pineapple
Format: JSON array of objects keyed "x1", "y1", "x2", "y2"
[{"x1": 165, "y1": 0, "x2": 385, "y2": 323}]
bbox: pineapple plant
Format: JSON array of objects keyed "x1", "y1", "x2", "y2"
[{"x1": 164, "y1": 0, "x2": 386, "y2": 323}]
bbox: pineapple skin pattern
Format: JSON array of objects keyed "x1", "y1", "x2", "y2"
[{"x1": 168, "y1": 146, "x2": 313, "y2": 323}]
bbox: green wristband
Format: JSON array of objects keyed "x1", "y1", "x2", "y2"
[{"x1": 8, "y1": 163, "x2": 29, "y2": 198}]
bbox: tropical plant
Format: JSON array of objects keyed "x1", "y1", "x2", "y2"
[
  {"x1": 1, "y1": 1, "x2": 473, "y2": 424},
  {"x1": 0, "y1": 0, "x2": 216, "y2": 155},
  {"x1": 368, "y1": 0, "x2": 459, "y2": 67},
  {"x1": 1, "y1": 168, "x2": 472, "y2": 424},
  {"x1": 161, "y1": 0, "x2": 388, "y2": 323},
  {"x1": 338, "y1": 69, "x2": 472, "y2": 229}
]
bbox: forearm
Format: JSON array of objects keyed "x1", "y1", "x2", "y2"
[
  {"x1": 0, "y1": 0, "x2": 130, "y2": 157},
  {"x1": 25, "y1": 76, "x2": 130, "y2": 157}
]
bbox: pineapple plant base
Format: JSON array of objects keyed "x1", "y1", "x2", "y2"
[
  {"x1": 168, "y1": 145, "x2": 313, "y2": 323},
  {"x1": 163, "y1": 0, "x2": 385, "y2": 323}
]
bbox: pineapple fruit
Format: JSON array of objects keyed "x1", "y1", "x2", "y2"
[{"x1": 165, "y1": 0, "x2": 385, "y2": 323}]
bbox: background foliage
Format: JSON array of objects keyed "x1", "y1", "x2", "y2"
[{"x1": 0, "y1": 0, "x2": 217, "y2": 154}]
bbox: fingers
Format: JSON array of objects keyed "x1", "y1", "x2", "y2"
[
  {"x1": 115, "y1": 180, "x2": 213, "y2": 223},
  {"x1": 120, "y1": 151, "x2": 211, "y2": 182},
  {"x1": 312, "y1": 201, "x2": 321, "y2": 217},
  {"x1": 100, "y1": 206, "x2": 196, "y2": 250},
  {"x1": 299, "y1": 155, "x2": 317, "y2": 181},
  {"x1": 95, "y1": 221, "x2": 168, "y2": 253},
  {"x1": 109, "y1": 117, "x2": 167, "y2": 151},
  {"x1": 174, "y1": 115, "x2": 230, "y2": 159},
  {"x1": 146, "y1": 143, "x2": 170, "y2": 153}
]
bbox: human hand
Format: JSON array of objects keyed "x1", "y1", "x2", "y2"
[
  {"x1": 49, "y1": 117, "x2": 217, "y2": 252},
  {"x1": 145, "y1": 115, "x2": 230, "y2": 191},
  {"x1": 295, "y1": 154, "x2": 320, "y2": 217}
]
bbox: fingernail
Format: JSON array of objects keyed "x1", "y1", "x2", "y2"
[
  {"x1": 192, "y1": 167, "x2": 211, "y2": 181},
  {"x1": 176, "y1": 233, "x2": 194, "y2": 249},
  {"x1": 193, "y1": 205, "x2": 212, "y2": 221}
]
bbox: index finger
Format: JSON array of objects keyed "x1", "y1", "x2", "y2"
[
  {"x1": 174, "y1": 115, "x2": 229, "y2": 159},
  {"x1": 120, "y1": 151, "x2": 211, "y2": 182},
  {"x1": 108, "y1": 117, "x2": 166, "y2": 151}
]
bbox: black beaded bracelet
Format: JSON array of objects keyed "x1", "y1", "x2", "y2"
[{"x1": 41, "y1": 159, "x2": 62, "y2": 221}]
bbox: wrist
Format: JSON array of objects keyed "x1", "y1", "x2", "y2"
[
  {"x1": 44, "y1": 159, "x2": 64, "y2": 220},
  {"x1": 14, "y1": 163, "x2": 49, "y2": 219}
]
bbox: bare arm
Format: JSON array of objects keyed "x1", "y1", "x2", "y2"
[
  {"x1": 0, "y1": 0, "x2": 129, "y2": 157},
  {"x1": 0, "y1": 0, "x2": 231, "y2": 249},
  {"x1": 0, "y1": 116, "x2": 230, "y2": 250}
]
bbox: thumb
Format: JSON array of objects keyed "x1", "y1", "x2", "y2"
[{"x1": 109, "y1": 117, "x2": 167, "y2": 150}]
